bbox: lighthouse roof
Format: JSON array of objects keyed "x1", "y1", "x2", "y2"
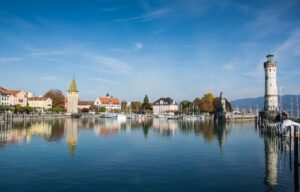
[
  {"x1": 68, "y1": 79, "x2": 79, "y2": 92},
  {"x1": 264, "y1": 54, "x2": 277, "y2": 68}
]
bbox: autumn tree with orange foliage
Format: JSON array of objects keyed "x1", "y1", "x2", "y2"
[
  {"x1": 44, "y1": 89, "x2": 65, "y2": 108},
  {"x1": 200, "y1": 93, "x2": 216, "y2": 113}
]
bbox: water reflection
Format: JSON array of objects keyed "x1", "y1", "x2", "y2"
[
  {"x1": 264, "y1": 136, "x2": 278, "y2": 190},
  {"x1": 0, "y1": 119, "x2": 236, "y2": 148},
  {"x1": 0, "y1": 118, "x2": 296, "y2": 191},
  {"x1": 65, "y1": 119, "x2": 78, "y2": 158},
  {"x1": 153, "y1": 118, "x2": 178, "y2": 136}
]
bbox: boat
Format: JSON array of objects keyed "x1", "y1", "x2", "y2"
[
  {"x1": 156, "y1": 114, "x2": 166, "y2": 119},
  {"x1": 127, "y1": 114, "x2": 138, "y2": 119},
  {"x1": 100, "y1": 113, "x2": 117, "y2": 119},
  {"x1": 167, "y1": 115, "x2": 180, "y2": 120},
  {"x1": 183, "y1": 115, "x2": 205, "y2": 121}
]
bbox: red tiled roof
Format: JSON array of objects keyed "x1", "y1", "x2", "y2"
[
  {"x1": 0, "y1": 86, "x2": 21, "y2": 96},
  {"x1": 0, "y1": 86, "x2": 8, "y2": 95},
  {"x1": 98, "y1": 97, "x2": 120, "y2": 105},
  {"x1": 78, "y1": 100, "x2": 94, "y2": 105},
  {"x1": 6, "y1": 90, "x2": 21, "y2": 96}
]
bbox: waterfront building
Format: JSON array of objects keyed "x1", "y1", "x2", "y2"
[
  {"x1": 0, "y1": 87, "x2": 10, "y2": 106},
  {"x1": 0, "y1": 86, "x2": 34, "y2": 107},
  {"x1": 152, "y1": 97, "x2": 178, "y2": 115},
  {"x1": 78, "y1": 100, "x2": 94, "y2": 110},
  {"x1": 66, "y1": 78, "x2": 79, "y2": 114},
  {"x1": 7, "y1": 90, "x2": 29, "y2": 107},
  {"x1": 94, "y1": 93, "x2": 121, "y2": 111},
  {"x1": 28, "y1": 97, "x2": 52, "y2": 109}
]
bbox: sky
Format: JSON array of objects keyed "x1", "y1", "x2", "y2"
[{"x1": 1, "y1": 0, "x2": 300, "y2": 102}]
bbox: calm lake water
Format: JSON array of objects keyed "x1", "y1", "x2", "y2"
[{"x1": 0, "y1": 118, "x2": 296, "y2": 192}]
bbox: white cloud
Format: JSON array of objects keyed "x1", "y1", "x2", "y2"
[
  {"x1": 242, "y1": 64, "x2": 264, "y2": 78},
  {"x1": 39, "y1": 76, "x2": 59, "y2": 82},
  {"x1": 134, "y1": 42, "x2": 143, "y2": 50},
  {"x1": 85, "y1": 77, "x2": 117, "y2": 84},
  {"x1": 223, "y1": 64, "x2": 234, "y2": 70},
  {"x1": 0, "y1": 57, "x2": 21, "y2": 63},
  {"x1": 86, "y1": 53, "x2": 132, "y2": 74},
  {"x1": 114, "y1": 8, "x2": 170, "y2": 22},
  {"x1": 275, "y1": 28, "x2": 300, "y2": 57}
]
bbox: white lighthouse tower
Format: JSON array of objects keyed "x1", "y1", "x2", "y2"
[
  {"x1": 67, "y1": 78, "x2": 79, "y2": 114},
  {"x1": 264, "y1": 54, "x2": 279, "y2": 112}
]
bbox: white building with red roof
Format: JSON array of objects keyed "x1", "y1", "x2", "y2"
[
  {"x1": 0, "y1": 86, "x2": 31, "y2": 107},
  {"x1": 28, "y1": 96, "x2": 52, "y2": 109},
  {"x1": 94, "y1": 93, "x2": 121, "y2": 111},
  {"x1": 0, "y1": 86, "x2": 10, "y2": 106}
]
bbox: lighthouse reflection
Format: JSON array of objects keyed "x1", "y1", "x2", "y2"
[{"x1": 264, "y1": 136, "x2": 279, "y2": 191}]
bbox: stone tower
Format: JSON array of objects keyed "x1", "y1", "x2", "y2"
[
  {"x1": 264, "y1": 54, "x2": 279, "y2": 112},
  {"x1": 67, "y1": 78, "x2": 79, "y2": 114}
]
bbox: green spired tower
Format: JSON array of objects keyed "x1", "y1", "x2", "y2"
[{"x1": 67, "y1": 77, "x2": 79, "y2": 114}]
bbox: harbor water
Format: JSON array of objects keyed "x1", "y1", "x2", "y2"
[{"x1": 0, "y1": 118, "x2": 295, "y2": 192}]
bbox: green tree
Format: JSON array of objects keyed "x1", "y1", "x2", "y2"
[
  {"x1": 48, "y1": 106, "x2": 65, "y2": 113},
  {"x1": 131, "y1": 101, "x2": 142, "y2": 113},
  {"x1": 193, "y1": 98, "x2": 202, "y2": 114},
  {"x1": 99, "y1": 107, "x2": 106, "y2": 112},
  {"x1": 89, "y1": 105, "x2": 98, "y2": 112},
  {"x1": 121, "y1": 101, "x2": 128, "y2": 112},
  {"x1": 14, "y1": 105, "x2": 36, "y2": 114},
  {"x1": 142, "y1": 95, "x2": 150, "y2": 109},
  {"x1": 180, "y1": 100, "x2": 192, "y2": 114},
  {"x1": 0, "y1": 105, "x2": 11, "y2": 112}
]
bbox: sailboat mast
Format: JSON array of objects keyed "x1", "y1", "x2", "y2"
[
  {"x1": 291, "y1": 97, "x2": 293, "y2": 118},
  {"x1": 296, "y1": 95, "x2": 299, "y2": 118}
]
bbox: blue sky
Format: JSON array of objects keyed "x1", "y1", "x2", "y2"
[{"x1": 1, "y1": 0, "x2": 300, "y2": 102}]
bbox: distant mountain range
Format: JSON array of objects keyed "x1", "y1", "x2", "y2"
[{"x1": 231, "y1": 95, "x2": 300, "y2": 113}]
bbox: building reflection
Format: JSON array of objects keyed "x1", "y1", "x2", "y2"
[
  {"x1": 26, "y1": 121, "x2": 52, "y2": 143},
  {"x1": 153, "y1": 118, "x2": 178, "y2": 136},
  {"x1": 65, "y1": 118, "x2": 78, "y2": 158},
  {"x1": 0, "y1": 122, "x2": 27, "y2": 147},
  {"x1": 214, "y1": 122, "x2": 232, "y2": 151},
  {"x1": 0, "y1": 120, "x2": 54, "y2": 147},
  {"x1": 94, "y1": 119, "x2": 121, "y2": 136},
  {"x1": 178, "y1": 120, "x2": 232, "y2": 150}
]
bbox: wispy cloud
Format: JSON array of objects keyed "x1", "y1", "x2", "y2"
[
  {"x1": 100, "y1": 6, "x2": 127, "y2": 12},
  {"x1": 39, "y1": 76, "x2": 59, "y2": 82},
  {"x1": 223, "y1": 64, "x2": 235, "y2": 70},
  {"x1": 114, "y1": 8, "x2": 170, "y2": 22},
  {"x1": 26, "y1": 47, "x2": 69, "y2": 58},
  {"x1": 154, "y1": 28, "x2": 166, "y2": 35},
  {"x1": 85, "y1": 53, "x2": 132, "y2": 73},
  {"x1": 0, "y1": 57, "x2": 21, "y2": 63},
  {"x1": 85, "y1": 77, "x2": 117, "y2": 84},
  {"x1": 134, "y1": 42, "x2": 143, "y2": 50},
  {"x1": 0, "y1": 12, "x2": 35, "y2": 29},
  {"x1": 275, "y1": 28, "x2": 300, "y2": 57},
  {"x1": 242, "y1": 64, "x2": 264, "y2": 78}
]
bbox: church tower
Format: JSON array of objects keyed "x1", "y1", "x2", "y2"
[
  {"x1": 264, "y1": 54, "x2": 279, "y2": 112},
  {"x1": 67, "y1": 77, "x2": 79, "y2": 114}
]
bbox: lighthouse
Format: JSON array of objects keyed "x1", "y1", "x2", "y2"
[{"x1": 264, "y1": 54, "x2": 279, "y2": 112}]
